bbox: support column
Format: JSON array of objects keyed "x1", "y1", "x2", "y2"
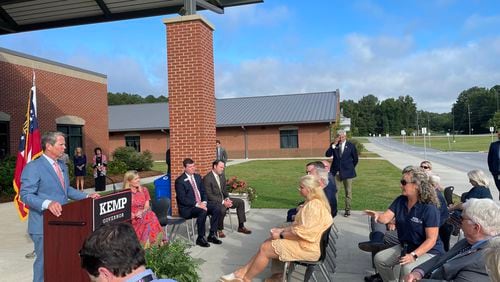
[{"x1": 164, "y1": 15, "x2": 216, "y2": 215}]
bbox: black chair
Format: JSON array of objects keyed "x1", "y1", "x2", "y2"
[
  {"x1": 151, "y1": 198, "x2": 194, "y2": 243},
  {"x1": 282, "y1": 226, "x2": 332, "y2": 282},
  {"x1": 443, "y1": 186, "x2": 454, "y2": 206}
]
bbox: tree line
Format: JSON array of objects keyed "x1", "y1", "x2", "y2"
[
  {"x1": 341, "y1": 85, "x2": 500, "y2": 136},
  {"x1": 108, "y1": 92, "x2": 168, "y2": 105}
]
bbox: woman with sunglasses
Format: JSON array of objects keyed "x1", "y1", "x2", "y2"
[
  {"x1": 419, "y1": 160, "x2": 432, "y2": 174},
  {"x1": 365, "y1": 166, "x2": 444, "y2": 282}
]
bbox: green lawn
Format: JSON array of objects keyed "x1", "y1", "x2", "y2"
[
  {"x1": 146, "y1": 159, "x2": 403, "y2": 211},
  {"x1": 392, "y1": 135, "x2": 495, "y2": 152},
  {"x1": 225, "y1": 159, "x2": 402, "y2": 211},
  {"x1": 152, "y1": 161, "x2": 167, "y2": 172}
]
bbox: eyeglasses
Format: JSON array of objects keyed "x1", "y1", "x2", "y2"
[
  {"x1": 297, "y1": 186, "x2": 306, "y2": 191},
  {"x1": 400, "y1": 179, "x2": 413, "y2": 186},
  {"x1": 420, "y1": 166, "x2": 430, "y2": 169},
  {"x1": 460, "y1": 215, "x2": 474, "y2": 224}
]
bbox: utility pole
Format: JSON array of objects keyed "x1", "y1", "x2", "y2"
[
  {"x1": 468, "y1": 103, "x2": 471, "y2": 135},
  {"x1": 416, "y1": 110, "x2": 419, "y2": 136}
]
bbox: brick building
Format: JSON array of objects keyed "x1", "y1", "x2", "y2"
[
  {"x1": 0, "y1": 47, "x2": 109, "y2": 159},
  {"x1": 109, "y1": 91, "x2": 340, "y2": 161}
]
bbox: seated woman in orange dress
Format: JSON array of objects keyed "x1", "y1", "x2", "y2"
[
  {"x1": 123, "y1": 170, "x2": 164, "y2": 247},
  {"x1": 220, "y1": 174, "x2": 333, "y2": 282}
]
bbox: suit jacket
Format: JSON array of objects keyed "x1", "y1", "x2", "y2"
[
  {"x1": 20, "y1": 155, "x2": 87, "y2": 235},
  {"x1": 325, "y1": 141, "x2": 358, "y2": 180},
  {"x1": 216, "y1": 147, "x2": 228, "y2": 163},
  {"x1": 415, "y1": 238, "x2": 490, "y2": 282},
  {"x1": 203, "y1": 171, "x2": 228, "y2": 204},
  {"x1": 175, "y1": 173, "x2": 207, "y2": 217},
  {"x1": 487, "y1": 140, "x2": 500, "y2": 175}
]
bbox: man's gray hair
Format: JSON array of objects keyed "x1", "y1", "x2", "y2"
[
  {"x1": 41, "y1": 131, "x2": 65, "y2": 151},
  {"x1": 463, "y1": 198, "x2": 500, "y2": 236},
  {"x1": 316, "y1": 167, "x2": 329, "y2": 186},
  {"x1": 337, "y1": 129, "x2": 346, "y2": 136}
]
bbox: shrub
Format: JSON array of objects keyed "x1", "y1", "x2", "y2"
[
  {"x1": 107, "y1": 160, "x2": 128, "y2": 175},
  {"x1": 349, "y1": 138, "x2": 365, "y2": 156},
  {"x1": 0, "y1": 156, "x2": 16, "y2": 196},
  {"x1": 145, "y1": 240, "x2": 202, "y2": 282},
  {"x1": 112, "y1": 147, "x2": 153, "y2": 171}
]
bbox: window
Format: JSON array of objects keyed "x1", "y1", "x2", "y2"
[
  {"x1": 0, "y1": 121, "x2": 9, "y2": 159},
  {"x1": 57, "y1": 124, "x2": 83, "y2": 157},
  {"x1": 125, "y1": 136, "x2": 141, "y2": 152},
  {"x1": 280, "y1": 129, "x2": 298, "y2": 149}
]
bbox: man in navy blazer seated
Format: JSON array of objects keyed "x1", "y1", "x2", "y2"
[
  {"x1": 404, "y1": 198, "x2": 500, "y2": 282},
  {"x1": 325, "y1": 129, "x2": 358, "y2": 217},
  {"x1": 20, "y1": 131, "x2": 99, "y2": 282},
  {"x1": 175, "y1": 158, "x2": 221, "y2": 247},
  {"x1": 487, "y1": 129, "x2": 500, "y2": 200}
]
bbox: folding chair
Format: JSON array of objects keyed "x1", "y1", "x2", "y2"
[
  {"x1": 151, "y1": 198, "x2": 195, "y2": 243},
  {"x1": 282, "y1": 226, "x2": 332, "y2": 282}
]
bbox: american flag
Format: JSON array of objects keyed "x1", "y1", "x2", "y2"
[{"x1": 13, "y1": 79, "x2": 42, "y2": 220}]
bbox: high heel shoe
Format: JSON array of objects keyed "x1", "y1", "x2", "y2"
[{"x1": 219, "y1": 272, "x2": 243, "y2": 282}]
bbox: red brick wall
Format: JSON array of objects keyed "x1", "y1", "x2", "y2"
[
  {"x1": 109, "y1": 131, "x2": 169, "y2": 160},
  {"x1": 165, "y1": 16, "x2": 216, "y2": 215},
  {"x1": 217, "y1": 124, "x2": 331, "y2": 158},
  {"x1": 0, "y1": 61, "x2": 109, "y2": 159}
]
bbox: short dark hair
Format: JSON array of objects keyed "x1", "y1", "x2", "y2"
[
  {"x1": 216, "y1": 140, "x2": 221, "y2": 144},
  {"x1": 183, "y1": 158, "x2": 194, "y2": 167},
  {"x1": 212, "y1": 159, "x2": 224, "y2": 168},
  {"x1": 80, "y1": 223, "x2": 145, "y2": 278},
  {"x1": 306, "y1": 161, "x2": 325, "y2": 169},
  {"x1": 94, "y1": 147, "x2": 102, "y2": 155}
]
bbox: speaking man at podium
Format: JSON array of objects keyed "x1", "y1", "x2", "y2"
[{"x1": 20, "y1": 131, "x2": 99, "y2": 282}]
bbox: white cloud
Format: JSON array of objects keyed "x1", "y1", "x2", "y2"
[
  {"x1": 215, "y1": 35, "x2": 500, "y2": 113},
  {"x1": 464, "y1": 14, "x2": 500, "y2": 31}
]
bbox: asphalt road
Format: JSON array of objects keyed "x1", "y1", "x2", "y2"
[{"x1": 368, "y1": 137, "x2": 489, "y2": 173}]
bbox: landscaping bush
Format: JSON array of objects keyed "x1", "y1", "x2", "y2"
[
  {"x1": 107, "y1": 160, "x2": 128, "y2": 175},
  {"x1": 0, "y1": 156, "x2": 16, "y2": 196},
  {"x1": 349, "y1": 138, "x2": 365, "y2": 156},
  {"x1": 112, "y1": 147, "x2": 153, "y2": 171},
  {"x1": 145, "y1": 240, "x2": 201, "y2": 282}
]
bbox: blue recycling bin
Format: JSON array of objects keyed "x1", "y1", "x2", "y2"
[{"x1": 154, "y1": 174, "x2": 171, "y2": 200}]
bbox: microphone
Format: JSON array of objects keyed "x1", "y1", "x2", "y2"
[{"x1": 105, "y1": 175, "x2": 116, "y2": 193}]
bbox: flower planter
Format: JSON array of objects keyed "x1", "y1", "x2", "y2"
[{"x1": 228, "y1": 192, "x2": 251, "y2": 213}]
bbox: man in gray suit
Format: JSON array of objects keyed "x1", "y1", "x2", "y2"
[
  {"x1": 216, "y1": 140, "x2": 228, "y2": 164},
  {"x1": 203, "y1": 160, "x2": 251, "y2": 238},
  {"x1": 20, "y1": 131, "x2": 99, "y2": 282},
  {"x1": 404, "y1": 198, "x2": 500, "y2": 282}
]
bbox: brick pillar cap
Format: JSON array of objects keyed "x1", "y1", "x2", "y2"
[{"x1": 163, "y1": 14, "x2": 215, "y2": 31}]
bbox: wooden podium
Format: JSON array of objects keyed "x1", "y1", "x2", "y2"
[{"x1": 43, "y1": 190, "x2": 131, "y2": 281}]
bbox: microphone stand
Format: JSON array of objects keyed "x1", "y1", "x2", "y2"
[{"x1": 105, "y1": 175, "x2": 116, "y2": 193}]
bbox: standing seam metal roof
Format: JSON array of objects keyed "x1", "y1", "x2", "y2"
[{"x1": 108, "y1": 91, "x2": 338, "y2": 131}]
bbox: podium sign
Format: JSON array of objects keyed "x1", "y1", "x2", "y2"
[
  {"x1": 44, "y1": 190, "x2": 132, "y2": 282},
  {"x1": 93, "y1": 190, "x2": 131, "y2": 230}
]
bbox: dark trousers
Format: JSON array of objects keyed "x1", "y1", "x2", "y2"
[
  {"x1": 494, "y1": 173, "x2": 500, "y2": 199},
  {"x1": 180, "y1": 203, "x2": 221, "y2": 238},
  {"x1": 218, "y1": 197, "x2": 246, "y2": 230}
]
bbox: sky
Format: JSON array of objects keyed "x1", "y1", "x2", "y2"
[{"x1": 1, "y1": 0, "x2": 500, "y2": 113}]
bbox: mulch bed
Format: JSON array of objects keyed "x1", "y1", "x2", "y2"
[{"x1": 0, "y1": 170, "x2": 164, "y2": 204}]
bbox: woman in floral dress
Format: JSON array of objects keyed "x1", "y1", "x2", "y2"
[{"x1": 123, "y1": 170, "x2": 164, "y2": 247}]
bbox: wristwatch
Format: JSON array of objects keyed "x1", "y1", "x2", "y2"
[
  {"x1": 411, "y1": 251, "x2": 418, "y2": 260},
  {"x1": 279, "y1": 231, "x2": 284, "y2": 239}
]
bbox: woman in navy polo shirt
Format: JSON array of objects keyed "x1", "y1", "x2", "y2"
[{"x1": 365, "y1": 166, "x2": 444, "y2": 282}]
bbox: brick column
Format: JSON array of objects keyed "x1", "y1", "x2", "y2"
[{"x1": 164, "y1": 15, "x2": 216, "y2": 215}]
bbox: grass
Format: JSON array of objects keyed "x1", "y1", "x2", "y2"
[
  {"x1": 225, "y1": 159, "x2": 402, "y2": 211},
  {"x1": 359, "y1": 152, "x2": 380, "y2": 158},
  {"x1": 152, "y1": 161, "x2": 167, "y2": 173},
  {"x1": 391, "y1": 134, "x2": 495, "y2": 152}
]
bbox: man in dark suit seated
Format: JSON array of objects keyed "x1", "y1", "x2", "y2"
[
  {"x1": 404, "y1": 198, "x2": 500, "y2": 282},
  {"x1": 175, "y1": 158, "x2": 221, "y2": 247},
  {"x1": 487, "y1": 129, "x2": 500, "y2": 200},
  {"x1": 287, "y1": 161, "x2": 337, "y2": 222},
  {"x1": 203, "y1": 160, "x2": 251, "y2": 238},
  {"x1": 325, "y1": 129, "x2": 358, "y2": 217}
]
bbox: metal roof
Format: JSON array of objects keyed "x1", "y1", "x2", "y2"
[
  {"x1": 0, "y1": 0, "x2": 263, "y2": 35},
  {"x1": 109, "y1": 91, "x2": 339, "y2": 132}
]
